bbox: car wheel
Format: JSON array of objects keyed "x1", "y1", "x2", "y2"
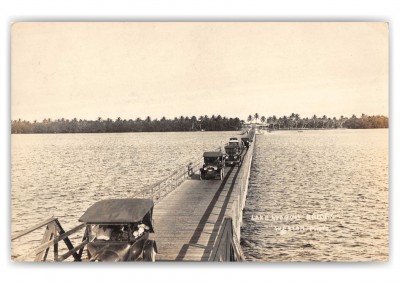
[
  {"x1": 149, "y1": 247, "x2": 156, "y2": 262},
  {"x1": 143, "y1": 241, "x2": 157, "y2": 262},
  {"x1": 143, "y1": 247, "x2": 156, "y2": 262}
]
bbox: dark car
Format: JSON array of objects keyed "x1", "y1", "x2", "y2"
[
  {"x1": 228, "y1": 137, "x2": 243, "y2": 151},
  {"x1": 241, "y1": 137, "x2": 251, "y2": 149},
  {"x1": 224, "y1": 145, "x2": 242, "y2": 167},
  {"x1": 199, "y1": 151, "x2": 226, "y2": 180},
  {"x1": 79, "y1": 199, "x2": 158, "y2": 262}
]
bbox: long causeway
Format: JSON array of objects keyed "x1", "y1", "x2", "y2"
[{"x1": 153, "y1": 139, "x2": 254, "y2": 261}]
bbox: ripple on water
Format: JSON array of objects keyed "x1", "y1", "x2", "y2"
[
  {"x1": 241, "y1": 129, "x2": 388, "y2": 262},
  {"x1": 11, "y1": 131, "x2": 238, "y2": 260}
]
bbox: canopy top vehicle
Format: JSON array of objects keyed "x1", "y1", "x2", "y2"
[
  {"x1": 79, "y1": 198, "x2": 157, "y2": 262},
  {"x1": 200, "y1": 151, "x2": 226, "y2": 180},
  {"x1": 203, "y1": 151, "x2": 225, "y2": 163},
  {"x1": 80, "y1": 199, "x2": 154, "y2": 229},
  {"x1": 224, "y1": 145, "x2": 239, "y2": 154},
  {"x1": 228, "y1": 137, "x2": 242, "y2": 149},
  {"x1": 203, "y1": 151, "x2": 225, "y2": 157},
  {"x1": 224, "y1": 145, "x2": 242, "y2": 167},
  {"x1": 241, "y1": 136, "x2": 251, "y2": 149}
]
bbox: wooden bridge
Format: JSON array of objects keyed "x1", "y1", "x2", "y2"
[
  {"x1": 153, "y1": 140, "x2": 254, "y2": 261},
  {"x1": 11, "y1": 130, "x2": 255, "y2": 262}
]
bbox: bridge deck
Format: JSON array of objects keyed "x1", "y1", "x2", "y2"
[{"x1": 154, "y1": 149, "x2": 250, "y2": 261}]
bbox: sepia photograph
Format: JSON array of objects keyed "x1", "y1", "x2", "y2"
[{"x1": 10, "y1": 22, "x2": 388, "y2": 262}]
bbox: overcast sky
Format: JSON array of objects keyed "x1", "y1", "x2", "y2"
[{"x1": 11, "y1": 22, "x2": 388, "y2": 122}]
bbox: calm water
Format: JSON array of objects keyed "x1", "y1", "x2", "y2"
[
  {"x1": 241, "y1": 129, "x2": 388, "y2": 261},
  {"x1": 11, "y1": 129, "x2": 388, "y2": 261}
]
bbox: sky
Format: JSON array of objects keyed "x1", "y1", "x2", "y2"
[{"x1": 11, "y1": 22, "x2": 388, "y2": 122}]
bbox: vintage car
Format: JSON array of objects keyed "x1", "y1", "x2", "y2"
[
  {"x1": 199, "y1": 151, "x2": 226, "y2": 180},
  {"x1": 79, "y1": 198, "x2": 158, "y2": 262},
  {"x1": 224, "y1": 145, "x2": 242, "y2": 167},
  {"x1": 228, "y1": 137, "x2": 242, "y2": 150},
  {"x1": 241, "y1": 136, "x2": 251, "y2": 149}
]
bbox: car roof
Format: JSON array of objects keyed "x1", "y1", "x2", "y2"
[
  {"x1": 229, "y1": 137, "x2": 238, "y2": 140},
  {"x1": 203, "y1": 151, "x2": 224, "y2": 157},
  {"x1": 79, "y1": 198, "x2": 154, "y2": 224}
]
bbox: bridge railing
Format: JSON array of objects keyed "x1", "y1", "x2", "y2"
[
  {"x1": 210, "y1": 136, "x2": 255, "y2": 261},
  {"x1": 11, "y1": 217, "x2": 87, "y2": 262},
  {"x1": 135, "y1": 146, "x2": 223, "y2": 204},
  {"x1": 134, "y1": 158, "x2": 203, "y2": 204},
  {"x1": 231, "y1": 136, "x2": 254, "y2": 239}
]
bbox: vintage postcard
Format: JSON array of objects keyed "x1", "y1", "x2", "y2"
[{"x1": 11, "y1": 22, "x2": 388, "y2": 262}]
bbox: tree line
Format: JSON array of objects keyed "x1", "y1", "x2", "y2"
[
  {"x1": 11, "y1": 113, "x2": 388, "y2": 134},
  {"x1": 11, "y1": 115, "x2": 243, "y2": 134},
  {"x1": 246, "y1": 113, "x2": 388, "y2": 129}
]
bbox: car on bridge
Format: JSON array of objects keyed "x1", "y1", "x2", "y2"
[
  {"x1": 241, "y1": 136, "x2": 251, "y2": 149},
  {"x1": 79, "y1": 198, "x2": 158, "y2": 262},
  {"x1": 200, "y1": 151, "x2": 226, "y2": 180},
  {"x1": 224, "y1": 144, "x2": 242, "y2": 167},
  {"x1": 228, "y1": 137, "x2": 243, "y2": 150}
]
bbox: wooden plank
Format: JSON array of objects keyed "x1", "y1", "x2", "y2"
[
  {"x1": 209, "y1": 218, "x2": 230, "y2": 261},
  {"x1": 54, "y1": 241, "x2": 58, "y2": 261},
  {"x1": 153, "y1": 143, "x2": 254, "y2": 261},
  {"x1": 57, "y1": 240, "x2": 88, "y2": 262},
  {"x1": 231, "y1": 229, "x2": 245, "y2": 261},
  {"x1": 34, "y1": 223, "x2": 55, "y2": 261},
  {"x1": 12, "y1": 217, "x2": 57, "y2": 241},
  {"x1": 54, "y1": 219, "x2": 83, "y2": 261},
  {"x1": 43, "y1": 223, "x2": 57, "y2": 261},
  {"x1": 16, "y1": 223, "x2": 85, "y2": 261}
]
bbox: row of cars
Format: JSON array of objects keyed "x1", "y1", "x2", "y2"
[
  {"x1": 71, "y1": 136, "x2": 252, "y2": 262},
  {"x1": 199, "y1": 136, "x2": 251, "y2": 180}
]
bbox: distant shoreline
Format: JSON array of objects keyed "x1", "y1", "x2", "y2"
[
  {"x1": 10, "y1": 127, "x2": 389, "y2": 135},
  {"x1": 266, "y1": 127, "x2": 388, "y2": 131},
  {"x1": 10, "y1": 113, "x2": 388, "y2": 134}
]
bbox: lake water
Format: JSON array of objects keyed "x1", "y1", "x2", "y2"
[
  {"x1": 11, "y1": 131, "x2": 235, "y2": 259},
  {"x1": 11, "y1": 129, "x2": 388, "y2": 261},
  {"x1": 241, "y1": 129, "x2": 388, "y2": 261}
]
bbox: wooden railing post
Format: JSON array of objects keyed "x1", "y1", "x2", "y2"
[
  {"x1": 54, "y1": 220, "x2": 83, "y2": 261},
  {"x1": 35, "y1": 222, "x2": 56, "y2": 261}
]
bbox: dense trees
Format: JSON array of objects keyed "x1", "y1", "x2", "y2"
[
  {"x1": 11, "y1": 115, "x2": 242, "y2": 134},
  {"x1": 11, "y1": 113, "x2": 388, "y2": 134},
  {"x1": 248, "y1": 113, "x2": 388, "y2": 130}
]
